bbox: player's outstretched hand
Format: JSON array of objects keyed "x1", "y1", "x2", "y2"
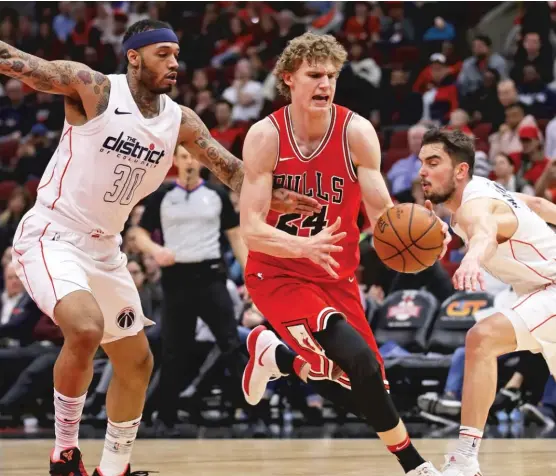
[
  {"x1": 305, "y1": 217, "x2": 347, "y2": 279},
  {"x1": 270, "y1": 188, "x2": 322, "y2": 216},
  {"x1": 424, "y1": 200, "x2": 452, "y2": 259},
  {"x1": 453, "y1": 257, "x2": 485, "y2": 292},
  {"x1": 152, "y1": 245, "x2": 176, "y2": 267}
]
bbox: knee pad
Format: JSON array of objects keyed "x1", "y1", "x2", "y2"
[{"x1": 345, "y1": 347, "x2": 381, "y2": 383}]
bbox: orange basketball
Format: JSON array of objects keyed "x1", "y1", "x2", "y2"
[{"x1": 373, "y1": 203, "x2": 444, "y2": 273}]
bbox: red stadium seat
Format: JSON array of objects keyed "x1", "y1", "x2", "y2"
[
  {"x1": 0, "y1": 139, "x2": 19, "y2": 165},
  {"x1": 0, "y1": 180, "x2": 18, "y2": 203},
  {"x1": 383, "y1": 148, "x2": 409, "y2": 174},
  {"x1": 389, "y1": 129, "x2": 409, "y2": 150},
  {"x1": 472, "y1": 123, "x2": 492, "y2": 141},
  {"x1": 24, "y1": 178, "x2": 41, "y2": 200},
  {"x1": 390, "y1": 46, "x2": 420, "y2": 67},
  {"x1": 538, "y1": 118, "x2": 550, "y2": 136}
]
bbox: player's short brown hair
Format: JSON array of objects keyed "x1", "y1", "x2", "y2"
[
  {"x1": 273, "y1": 32, "x2": 347, "y2": 100},
  {"x1": 421, "y1": 128, "x2": 475, "y2": 177}
]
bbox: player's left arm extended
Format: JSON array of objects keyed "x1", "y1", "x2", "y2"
[
  {"x1": 452, "y1": 199, "x2": 498, "y2": 290},
  {"x1": 177, "y1": 106, "x2": 320, "y2": 215},
  {"x1": 514, "y1": 193, "x2": 556, "y2": 225},
  {"x1": 347, "y1": 114, "x2": 395, "y2": 230}
]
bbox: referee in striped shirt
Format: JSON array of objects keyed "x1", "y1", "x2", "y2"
[{"x1": 133, "y1": 144, "x2": 248, "y2": 431}]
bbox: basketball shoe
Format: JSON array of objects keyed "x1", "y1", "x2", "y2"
[
  {"x1": 407, "y1": 462, "x2": 443, "y2": 475},
  {"x1": 242, "y1": 325, "x2": 285, "y2": 405},
  {"x1": 92, "y1": 465, "x2": 153, "y2": 475},
  {"x1": 441, "y1": 453, "x2": 483, "y2": 476},
  {"x1": 50, "y1": 447, "x2": 88, "y2": 476}
]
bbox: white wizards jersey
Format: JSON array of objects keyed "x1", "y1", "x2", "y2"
[
  {"x1": 452, "y1": 176, "x2": 556, "y2": 295},
  {"x1": 34, "y1": 74, "x2": 182, "y2": 235}
]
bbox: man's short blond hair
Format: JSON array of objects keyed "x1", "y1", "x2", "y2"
[{"x1": 273, "y1": 32, "x2": 347, "y2": 100}]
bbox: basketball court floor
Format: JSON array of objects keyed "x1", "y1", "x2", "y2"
[{"x1": 1, "y1": 439, "x2": 554, "y2": 475}]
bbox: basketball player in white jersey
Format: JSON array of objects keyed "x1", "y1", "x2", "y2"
[
  {"x1": 418, "y1": 128, "x2": 556, "y2": 476},
  {"x1": 0, "y1": 19, "x2": 318, "y2": 476}
]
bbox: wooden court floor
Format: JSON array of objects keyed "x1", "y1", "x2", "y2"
[{"x1": 1, "y1": 439, "x2": 554, "y2": 475}]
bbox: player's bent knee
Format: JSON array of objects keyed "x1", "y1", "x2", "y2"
[
  {"x1": 65, "y1": 323, "x2": 104, "y2": 356},
  {"x1": 466, "y1": 314, "x2": 516, "y2": 357},
  {"x1": 115, "y1": 348, "x2": 154, "y2": 389},
  {"x1": 348, "y1": 347, "x2": 381, "y2": 382},
  {"x1": 54, "y1": 290, "x2": 104, "y2": 354}
]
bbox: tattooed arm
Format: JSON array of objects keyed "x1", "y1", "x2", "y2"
[
  {"x1": 177, "y1": 106, "x2": 321, "y2": 214},
  {"x1": 178, "y1": 105, "x2": 243, "y2": 193},
  {"x1": 0, "y1": 41, "x2": 110, "y2": 120}
]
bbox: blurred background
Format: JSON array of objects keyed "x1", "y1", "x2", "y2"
[{"x1": 0, "y1": 0, "x2": 555, "y2": 441}]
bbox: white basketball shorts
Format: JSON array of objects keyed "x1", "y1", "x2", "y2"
[
  {"x1": 502, "y1": 284, "x2": 556, "y2": 375},
  {"x1": 12, "y1": 207, "x2": 154, "y2": 344}
]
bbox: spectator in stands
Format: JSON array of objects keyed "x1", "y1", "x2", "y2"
[
  {"x1": 210, "y1": 16, "x2": 254, "y2": 68},
  {"x1": 210, "y1": 99, "x2": 244, "y2": 157},
  {"x1": 380, "y1": 2, "x2": 414, "y2": 44},
  {"x1": 222, "y1": 58, "x2": 264, "y2": 122},
  {"x1": 32, "y1": 91, "x2": 65, "y2": 134},
  {"x1": 264, "y1": 10, "x2": 305, "y2": 60},
  {"x1": 13, "y1": 123, "x2": 54, "y2": 185},
  {"x1": 52, "y1": 1, "x2": 75, "y2": 43},
  {"x1": 0, "y1": 79, "x2": 33, "y2": 140},
  {"x1": 376, "y1": 66, "x2": 422, "y2": 128},
  {"x1": 517, "y1": 63, "x2": 556, "y2": 119},
  {"x1": 492, "y1": 153, "x2": 534, "y2": 195},
  {"x1": 511, "y1": 31, "x2": 553, "y2": 86},
  {"x1": 423, "y1": 16, "x2": 455, "y2": 43},
  {"x1": 488, "y1": 102, "x2": 538, "y2": 161},
  {"x1": 35, "y1": 20, "x2": 65, "y2": 61},
  {"x1": 347, "y1": 41, "x2": 381, "y2": 89},
  {"x1": 0, "y1": 263, "x2": 44, "y2": 397},
  {"x1": 386, "y1": 124, "x2": 428, "y2": 202},
  {"x1": 420, "y1": 53, "x2": 459, "y2": 125},
  {"x1": 515, "y1": 126, "x2": 549, "y2": 186},
  {"x1": 246, "y1": 12, "x2": 278, "y2": 63},
  {"x1": 457, "y1": 35, "x2": 508, "y2": 97},
  {"x1": 193, "y1": 89, "x2": 216, "y2": 129},
  {"x1": 344, "y1": 1, "x2": 381, "y2": 44},
  {"x1": 446, "y1": 109, "x2": 472, "y2": 136},
  {"x1": 544, "y1": 115, "x2": 556, "y2": 159},
  {"x1": 0, "y1": 186, "x2": 32, "y2": 255},
  {"x1": 142, "y1": 253, "x2": 162, "y2": 291},
  {"x1": 461, "y1": 67, "x2": 501, "y2": 126}
]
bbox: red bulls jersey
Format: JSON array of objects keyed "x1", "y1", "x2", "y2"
[{"x1": 247, "y1": 104, "x2": 361, "y2": 282}]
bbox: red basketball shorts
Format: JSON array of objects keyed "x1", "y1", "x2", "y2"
[{"x1": 245, "y1": 269, "x2": 386, "y2": 390}]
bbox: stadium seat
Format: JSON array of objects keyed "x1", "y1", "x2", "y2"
[
  {"x1": 426, "y1": 290, "x2": 494, "y2": 354},
  {"x1": 0, "y1": 139, "x2": 19, "y2": 165},
  {"x1": 373, "y1": 289, "x2": 439, "y2": 353},
  {"x1": 472, "y1": 123, "x2": 492, "y2": 142},
  {"x1": 0, "y1": 180, "x2": 18, "y2": 202},
  {"x1": 390, "y1": 129, "x2": 409, "y2": 150},
  {"x1": 382, "y1": 148, "x2": 409, "y2": 173}
]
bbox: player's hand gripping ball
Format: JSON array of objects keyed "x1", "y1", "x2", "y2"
[{"x1": 373, "y1": 203, "x2": 445, "y2": 273}]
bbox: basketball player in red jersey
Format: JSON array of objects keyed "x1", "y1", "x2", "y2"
[{"x1": 240, "y1": 33, "x2": 449, "y2": 476}]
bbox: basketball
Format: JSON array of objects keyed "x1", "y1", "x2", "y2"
[{"x1": 373, "y1": 203, "x2": 444, "y2": 274}]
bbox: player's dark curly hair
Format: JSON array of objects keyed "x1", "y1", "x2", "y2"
[{"x1": 421, "y1": 128, "x2": 475, "y2": 177}]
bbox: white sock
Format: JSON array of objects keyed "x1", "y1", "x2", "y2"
[
  {"x1": 98, "y1": 416, "x2": 141, "y2": 476},
  {"x1": 455, "y1": 425, "x2": 483, "y2": 459},
  {"x1": 53, "y1": 389, "x2": 87, "y2": 460}
]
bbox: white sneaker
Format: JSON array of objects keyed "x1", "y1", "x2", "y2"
[
  {"x1": 242, "y1": 325, "x2": 284, "y2": 405},
  {"x1": 407, "y1": 461, "x2": 443, "y2": 475},
  {"x1": 441, "y1": 453, "x2": 483, "y2": 476}
]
